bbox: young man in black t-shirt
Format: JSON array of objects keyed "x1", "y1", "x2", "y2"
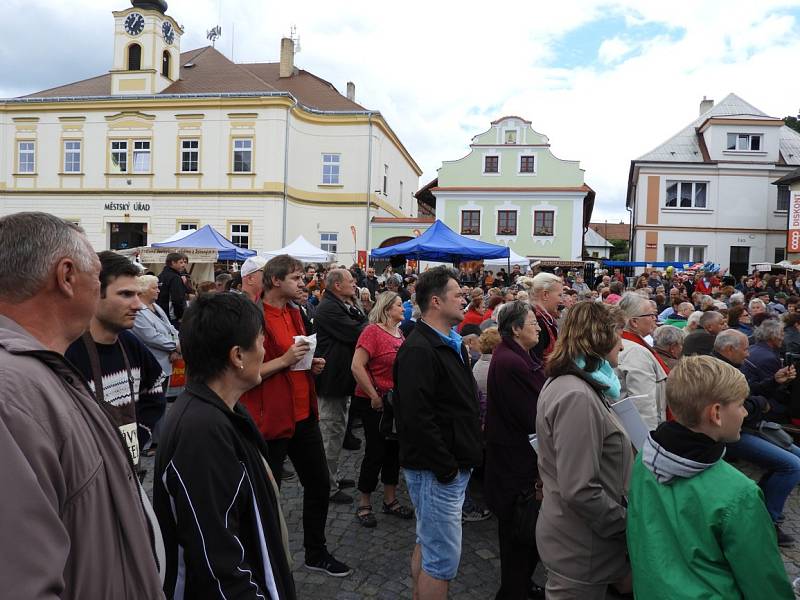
[{"x1": 66, "y1": 251, "x2": 165, "y2": 466}]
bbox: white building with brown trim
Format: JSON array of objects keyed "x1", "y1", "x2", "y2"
[
  {"x1": 0, "y1": 0, "x2": 421, "y2": 262},
  {"x1": 626, "y1": 94, "x2": 800, "y2": 277}
]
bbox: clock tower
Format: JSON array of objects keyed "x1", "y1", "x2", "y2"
[{"x1": 110, "y1": 0, "x2": 183, "y2": 95}]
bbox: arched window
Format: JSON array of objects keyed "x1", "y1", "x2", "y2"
[
  {"x1": 128, "y1": 43, "x2": 142, "y2": 71},
  {"x1": 162, "y1": 50, "x2": 171, "y2": 79}
]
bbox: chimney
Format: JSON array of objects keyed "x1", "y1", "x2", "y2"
[
  {"x1": 346, "y1": 81, "x2": 355, "y2": 101},
  {"x1": 699, "y1": 96, "x2": 714, "y2": 116},
  {"x1": 279, "y1": 37, "x2": 294, "y2": 78}
]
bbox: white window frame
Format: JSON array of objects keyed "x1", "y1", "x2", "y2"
[
  {"x1": 230, "y1": 222, "x2": 250, "y2": 248},
  {"x1": 322, "y1": 153, "x2": 340, "y2": 184},
  {"x1": 663, "y1": 245, "x2": 705, "y2": 263},
  {"x1": 18, "y1": 141, "x2": 35, "y2": 173},
  {"x1": 132, "y1": 140, "x2": 151, "y2": 173},
  {"x1": 110, "y1": 140, "x2": 128, "y2": 173},
  {"x1": 531, "y1": 203, "x2": 559, "y2": 245},
  {"x1": 482, "y1": 153, "x2": 501, "y2": 175},
  {"x1": 664, "y1": 180, "x2": 708, "y2": 209},
  {"x1": 726, "y1": 133, "x2": 762, "y2": 152},
  {"x1": 383, "y1": 164, "x2": 388, "y2": 194},
  {"x1": 496, "y1": 209, "x2": 519, "y2": 236},
  {"x1": 533, "y1": 210, "x2": 555, "y2": 237},
  {"x1": 181, "y1": 139, "x2": 199, "y2": 172},
  {"x1": 63, "y1": 140, "x2": 81, "y2": 173},
  {"x1": 232, "y1": 138, "x2": 253, "y2": 173},
  {"x1": 778, "y1": 185, "x2": 790, "y2": 212},
  {"x1": 518, "y1": 152, "x2": 537, "y2": 176},
  {"x1": 320, "y1": 231, "x2": 338, "y2": 254}
]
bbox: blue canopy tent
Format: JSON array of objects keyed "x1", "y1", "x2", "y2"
[
  {"x1": 152, "y1": 224, "x2": 256, "y2": 261},
  {"x1": 370, "y1": 219, "x2": 510, "y2": 264}
]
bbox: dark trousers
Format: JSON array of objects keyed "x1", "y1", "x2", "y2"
[
  {"x1": 495, "y1": 516, "x2": 540, "y2": 600},
  {"x1": 266, "y1": 416, "x2": 330, "y2": 562},
  {"x1": 352, "y1": 396, "x2": 400, "y2": 494}
]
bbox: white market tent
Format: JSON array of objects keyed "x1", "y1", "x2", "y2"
[
  {"x1": 262, "y1": 235, "x2": 334, "y2": 263},
  {"x1": 483, "y1": 248, "x2": 530, "y2": 268},
  {"x1": 156, "y1": 229, "x2": 193, "y2": 245}
]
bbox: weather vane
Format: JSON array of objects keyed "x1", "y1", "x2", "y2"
[{"x1": 206, "y1": 25, "x2": 222, "y2": 47}]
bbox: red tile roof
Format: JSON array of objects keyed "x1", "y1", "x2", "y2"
[
  {"x1": 21, "y1": 46, "x2": 365, "y2": 111},
  {"x1": 588, "y1": 222, "x2": 630, "y2": 241}
]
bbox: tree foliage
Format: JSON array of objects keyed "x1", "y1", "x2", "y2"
[{"x1": 786, "y1": 116, "x2": 800, "y2": 134}]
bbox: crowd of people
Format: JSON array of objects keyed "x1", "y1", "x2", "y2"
[{"x1": 1, "y1": 211, "x2": 799, "y2": 599}]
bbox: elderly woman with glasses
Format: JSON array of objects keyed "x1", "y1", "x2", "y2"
[
  {"x1": 615, "y1": 292, "x2": 668, "y2": 429},
  {"x1": 485, "y1": 301, "x2": 546, "y2": 599}
]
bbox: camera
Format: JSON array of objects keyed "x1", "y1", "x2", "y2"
[{"x1": 785, "y1": 352, "x2": 800, "y2": 369}]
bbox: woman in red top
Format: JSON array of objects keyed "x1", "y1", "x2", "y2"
[
  {"x1": 458, "y1": 288, "x2": 486, "y2": 333},
  {"x1": 350, "y1": 292, "x2": 414, "y2": 527}
]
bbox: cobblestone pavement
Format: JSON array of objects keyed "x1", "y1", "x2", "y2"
[{"x1": 142, "y1": 424, "x2": 800, "y2": 599}]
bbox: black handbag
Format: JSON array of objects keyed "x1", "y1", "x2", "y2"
[
  {"x1": 378, "y1": 389, "x2": 398, "y2": 440},
  {"x1": 511, "y1": 481, "x2": 542, "y2": 546},
  {"x1": 747, "y1": 420, "x2": 794, "y2": 450}
]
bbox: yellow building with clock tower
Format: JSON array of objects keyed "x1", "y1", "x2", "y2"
[
  {"x1": 0, "y1": 0, "x2": 421, "y2": 261},
  {"x1": 111, "y1": 0, "x2": 183, "y2": 95}
]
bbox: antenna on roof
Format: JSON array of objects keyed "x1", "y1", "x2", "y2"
[
  {"x1": 207, "y1": 25, "x2": 222, "y2": 47},
  {"x1": 290, "y1": 25, "x2": 301, "y2": 54}
]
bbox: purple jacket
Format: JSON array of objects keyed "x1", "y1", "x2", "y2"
[{"x1": 484, "y1": 337, "x2": 546, "y2": 519}]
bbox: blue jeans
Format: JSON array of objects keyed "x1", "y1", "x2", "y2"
[
  {"x1": 404, "y1": 468, "x2": 470, "y2": 580},
  {"x1": 726, "y1": 432, "x2": 800, "y2": 522}
]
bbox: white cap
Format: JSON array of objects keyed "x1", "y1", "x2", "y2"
[{"x1": 241, "y1": 256, "x2": 268, "y2": 277}]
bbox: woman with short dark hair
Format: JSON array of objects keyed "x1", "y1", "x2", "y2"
[
  {"x1": 485, "y1": 301, "x2": 545, "y2": 599},
  {"x1": 154, "y1": 293, "x2": 296, "y2": 599}
]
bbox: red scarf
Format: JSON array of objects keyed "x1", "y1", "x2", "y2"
[{"x1": 622, "y1": 329, "x2": 673, "y2": 420}]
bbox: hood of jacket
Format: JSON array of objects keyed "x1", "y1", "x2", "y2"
[{"x1": 642, "y1": 421, "x2": 725, "y2": 484}]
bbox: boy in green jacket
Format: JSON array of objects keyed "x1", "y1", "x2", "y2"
[{"x1": 627, "y1": 355, "x2": 794, "y2": 599}]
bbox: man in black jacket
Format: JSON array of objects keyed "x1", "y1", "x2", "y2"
[
  {"x1": 682, "y1": 310, "x2": 725, "y2": 357},
  {"x1": 394, "y1": 266, "x2": 481, "y2": 600},
  {"x1": 363, "y1": 267, "x2": 379, "y2": 300},
  {"x1": 313, "y1": 268, "x2": 367, "y2": 502},
  {"x1": 157, "y1": 252, "x2": 188, "y2": 328},
  {"x1": 712, "y1": 329, "x2": 800, "y2": 546}
]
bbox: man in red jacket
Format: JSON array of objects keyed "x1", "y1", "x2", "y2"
[{"x1": 240, "y1": 254, "x2": 353, "y2": 578}]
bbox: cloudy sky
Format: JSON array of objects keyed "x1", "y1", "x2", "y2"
[{"x1": 2, "y1": 0, "x2": 800, "y2": 222}]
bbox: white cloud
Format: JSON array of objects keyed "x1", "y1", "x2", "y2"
[
  {"x1": 598, "y1": 37, "x2": 632, "y2": 64},
  {"x1": 2, "y1": 0, "x2": 800, "y2": 223}
]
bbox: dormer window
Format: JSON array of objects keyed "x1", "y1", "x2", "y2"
[
  {"x1": 726, "y1": 133, "x2": 761, "y2": 151},
  {"x1": 128, "y1": 43, "x2": 142, "y2": 70}
]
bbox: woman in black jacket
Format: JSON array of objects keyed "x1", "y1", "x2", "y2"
[
  {"x1": 154, "y1": 293, "x2": 296, "y2": 599},
  {"x1": 485, "y1": 301, "x2": 546, "y2": 599}
]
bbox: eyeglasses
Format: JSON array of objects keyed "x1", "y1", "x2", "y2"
[{"x1": 634, "y1": 313, "x2": 658, "y2": 319}]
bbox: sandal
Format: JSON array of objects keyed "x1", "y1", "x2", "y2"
[
  {"x1": 382, "y1": 498, "x2": 414, "y2": 519},
  {"x1": 355, "y1": 505, "x2": 377, "y2": 528}
]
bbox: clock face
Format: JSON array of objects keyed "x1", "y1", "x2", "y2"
[
  {"x1": 124, "y1": 13, "x2": 145, "y2": 36},
  {"x1": 162, "y1": 21, "x2": 175, "y2": 45}
]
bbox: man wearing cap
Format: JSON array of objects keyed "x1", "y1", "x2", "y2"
[
  {"x1": 241, "y1": 255, "x2": 267, "y2": 302},
  {"x1": 770, "y1": 292, "x2": 789, "y2": 315}
]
